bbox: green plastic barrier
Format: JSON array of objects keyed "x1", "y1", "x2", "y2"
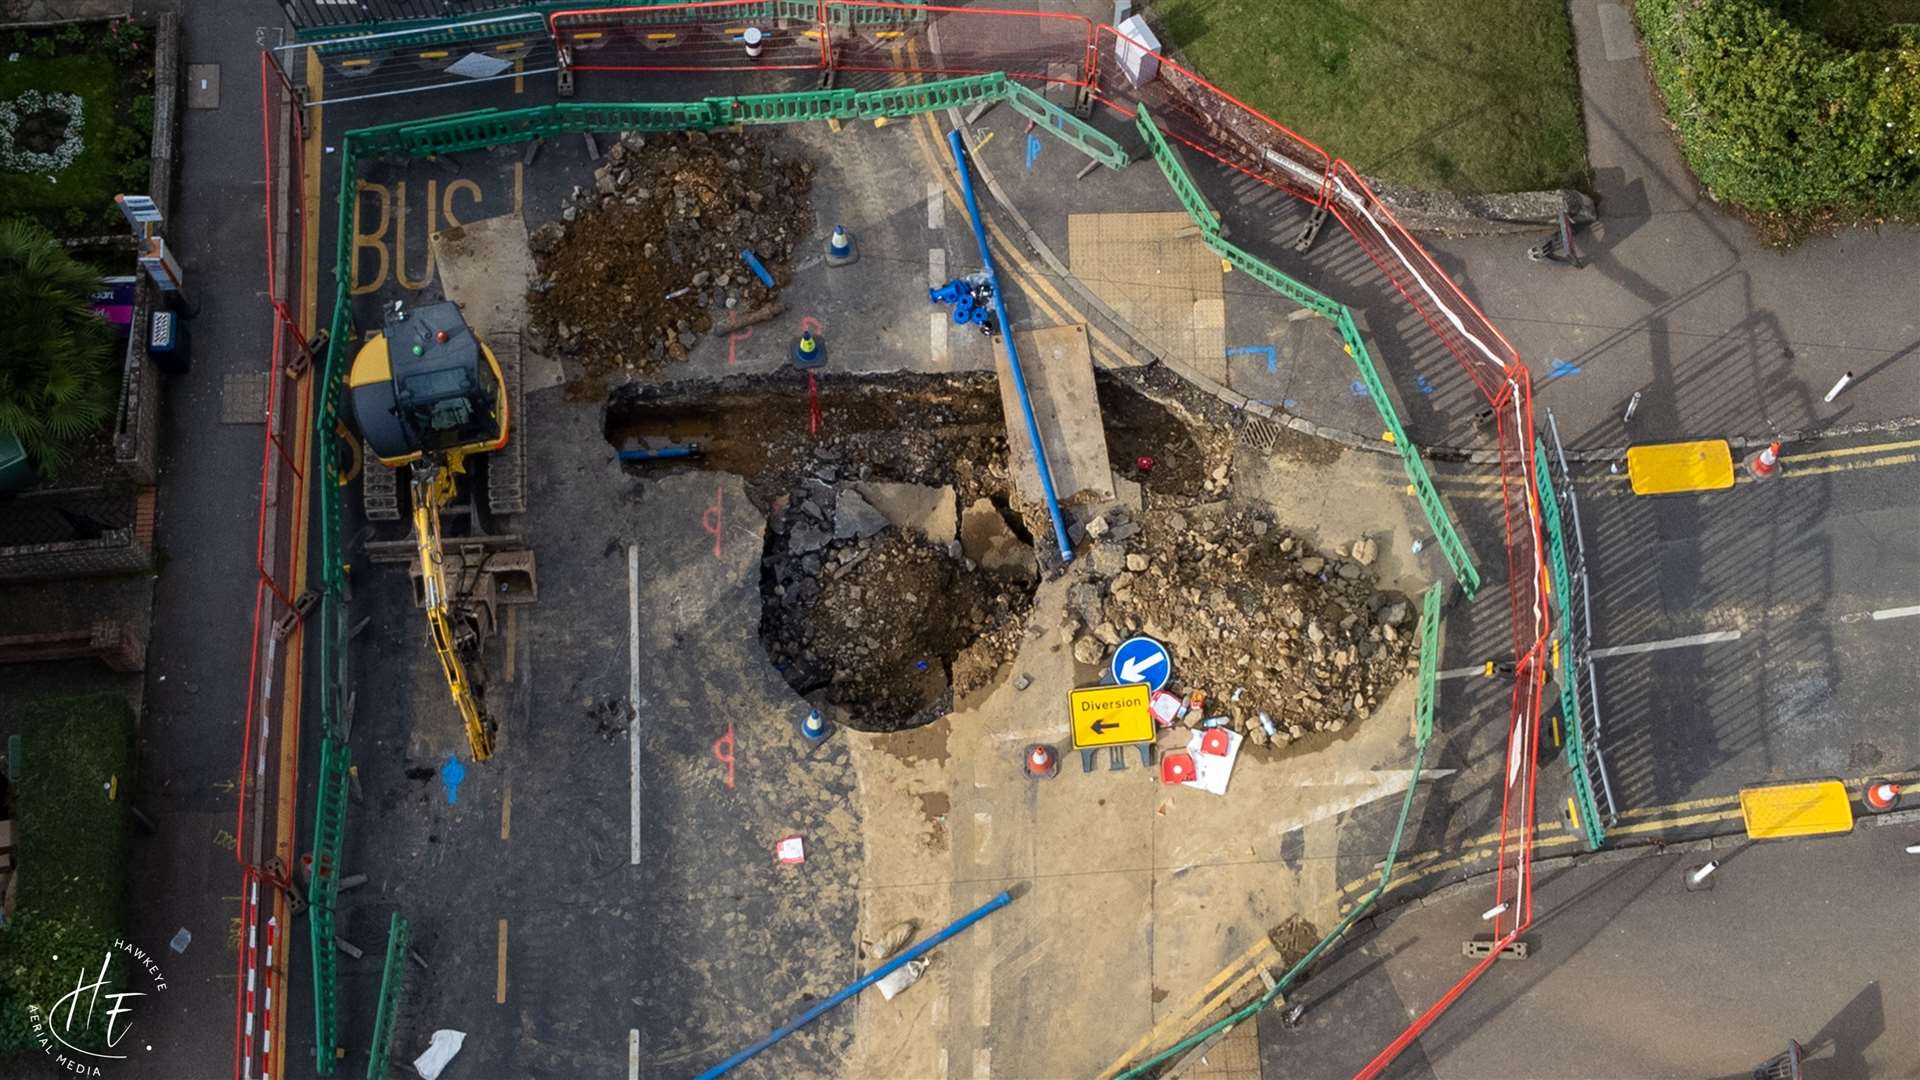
[
  {"x1": 1133, "y1": 102, "x2": 1219, "y2": 233},
  {"x1": 365, "y1": 913, "x2": 412, "y2": 1080},
  {"x1": 1004, "y1": 79, "x2": 1128, "y2": 171},
  {"x1": 1535, "y1": 440, "x2": 1605, "y2": 851}
]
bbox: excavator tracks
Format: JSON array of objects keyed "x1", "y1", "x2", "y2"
[{"x1": 487, "y1": 331, "x2": 528, "y2": 519}]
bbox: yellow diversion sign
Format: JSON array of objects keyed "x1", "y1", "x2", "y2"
[{"x1": 1070, "y1": 684, "x2": 1154, "y2": 749}]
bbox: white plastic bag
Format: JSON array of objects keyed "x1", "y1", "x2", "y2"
[{"x1": 414, "y1": 1029, "x2": 467, "y2": 1080}]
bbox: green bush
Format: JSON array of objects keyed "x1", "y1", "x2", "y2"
[
  {"x1": 0, "y1": 693, "x2": 135, "y2": 1056},
  {"x1": 1636, "y1": 0, "x2": 1920, "y2": 216}
]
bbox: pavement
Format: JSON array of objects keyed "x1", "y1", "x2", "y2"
[{"x1": 1259, "y1": 821, "x2": 1920, "y2": 1079}]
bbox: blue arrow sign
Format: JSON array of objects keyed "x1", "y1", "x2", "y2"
[{"x1": 1110, "y1": 635, "x2": 1172, "y2": 692}]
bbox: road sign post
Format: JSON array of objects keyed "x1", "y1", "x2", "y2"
[{"x1": 1069, "y1": 684, "x2": 1154, "y2": 750}]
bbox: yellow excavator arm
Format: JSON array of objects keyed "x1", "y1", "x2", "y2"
[{"x1": 413, "y1": 457, "x2": 496, "y2": 762}]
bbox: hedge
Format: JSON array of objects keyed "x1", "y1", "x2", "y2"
[
  {"x1": 1636, "y1": 0, "x2": 1920, "y2": 215},
  {"x1": 0, "y1": 693, "x2": 135, "y2": 1056}
]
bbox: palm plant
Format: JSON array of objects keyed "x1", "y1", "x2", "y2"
[{"x1": 0, "y1": 219, "x2": 115, "y2": 475}]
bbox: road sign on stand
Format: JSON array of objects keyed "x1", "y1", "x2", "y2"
[
  {"x1": 1069, "y1": 684, "x2": 1153, "y2": 749},
  {"x1": 1110, "y1": 635, "x2": 1171, "y2": 692}
]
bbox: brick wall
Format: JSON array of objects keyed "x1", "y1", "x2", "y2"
[{"x1": 0, "y1": 489, "x2": 155, "y2": 583}]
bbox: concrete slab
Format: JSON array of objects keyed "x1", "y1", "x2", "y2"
[
  {"x1": 430, "y1": 213, "x2": 565, "y2": 393},
  {"x1": 1068, "y1": 211, "x2": 1227, "y2": 383},
  {"x1": 186, "y1": 63, "x2": 219, "y2": 109},
  {"x1": 998, "y1": 323, "x2": 1115, "y2": 507},
  {"x1": 855, "y1": 481, "x2": 957, "y2": 544}
]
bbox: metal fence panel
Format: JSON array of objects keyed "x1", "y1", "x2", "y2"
[{"x1": 274, "y1": 14, "x2": 560, "y2": 108}]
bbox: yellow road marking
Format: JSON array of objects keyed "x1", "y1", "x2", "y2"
[
  {"x1": 501, "y1": 784, "x2": 512, "y2": 841},
  {"x1": 1777, "y1": 436, "x2": 1920, "y2": 463},
  {"x1": 339, "y1": 58, "x2": 370, "y2": 68},
  {"x1": 496, "y1": 919, "x2": 509, "y2": 1003},
  {"x1": 1739, "y1": 452, "x2": 1919, "y2": 482},
  {"x1": 575, "y1": 31, "x2": 605, "y2": 41},
  {"x1": 493, "y1": 41, "x2": 526, "y2": 52},
  {"x1": 1097, "y1": 935, "x2": 1278, "y2": 1080},
  {"x1": 419, "y1": 50, "x2": 449, "y2": 60}
]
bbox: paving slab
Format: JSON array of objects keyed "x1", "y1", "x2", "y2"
[
  {"x1": 998, "y1": 322, "x2": 1115, "y2": 507},
  {"x1": 1069, "y1": 211, "x2": 1228, "y2": 383}
]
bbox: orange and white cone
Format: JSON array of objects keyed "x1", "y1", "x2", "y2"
[
  {"x1": 1745, "y1": 440, "x2": 1783, "y2": 480},
  {"x1": 1864, "y1": 778, "x2": 1901, "y2": 813},
  {"x1": 1023, "y1": 743, "x2": 1058, "y2": 780}
]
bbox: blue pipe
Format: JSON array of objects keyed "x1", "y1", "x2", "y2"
[
  {"x1": 694, "y1": 890, "x2": 1013, "y2": 1079},
  {"x1": 740, "y1": 248, "x2": 776, "y2": 288},
  {"x1": 618, "y1": 444, "x2": 701, "y2": 462},
  {"x1": 946, "y1": 130, "x2": 1075, "y2": 563}
]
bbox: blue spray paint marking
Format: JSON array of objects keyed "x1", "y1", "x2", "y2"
[
  {"x1": 1415, "y1": 373, "x2": 1435, "y2": 396},
  {"x1": 1225, "y1": 345, "x2": 1278, "y2": 373},
  {"x1": 1350, "y1": 380, "x2": 1370, "y2": 397},
  {"x1": 441, "y1": 755, "x2": 466, "y2": 806},
  {"x1": 1025, "y1": 134, "x2": 1042, "y2": 170},
  {"x1": 1282, "y1": 399, "x2": 1299, "y2": 409},
  {"x1": 1549, "y1": 357, "x2": 1581, "y2": 378}
]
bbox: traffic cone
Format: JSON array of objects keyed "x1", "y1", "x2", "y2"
[
  {"x1": 798, "y1": 707, "x2": 830, "y2": 744},
  {"x1": 1864, "y1": 778, "x2": 1901, "y2": 813},
  {"x1": 791, "y1": 329, "x2": 826, "y2": 368},
  {"x1": 1745, "y1": 440, "x2": 1782, "y2": 480},
  {"x1": 825, "y1": 224, "x2": 858, "y2": 267},
  {"x1": 742, "y1": 26, "x2": 764, "y2": 59},
  {"x1": 1023, "y1": 743, "x2": 1058, "y2": 780}
]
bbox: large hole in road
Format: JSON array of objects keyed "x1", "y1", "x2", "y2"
[{"x1": 606, "y1": 372, "x2": 1040, "y2": 731}]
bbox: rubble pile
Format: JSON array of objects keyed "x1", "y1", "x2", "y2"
[
  {"x1": 760, "y1": 479, "x2": 1038, "y2": 732},
  {"x1": 1061, "y1": 501, "x2": 1416, "y2": 748},
  {"x1": 527, "y1": 128, "x2": 815, "y2": 376}
]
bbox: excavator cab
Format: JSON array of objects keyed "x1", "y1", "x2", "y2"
[{"x1": 348, "y1": 301, "x2": 509, "y2": 470}]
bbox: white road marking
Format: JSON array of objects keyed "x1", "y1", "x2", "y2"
[
  {"x1": 628, "y1": 1028, "x2": 639, "y2": 1080},
  {"x1": 628, "y1": 543, "x2": 642, "y2": 866},
  {"x1": 928, "y1": 246, "x2": 946, "y2": 288},
  {"x1": 931, "y1": 311, "x2": 949, "y2": 368},
  {"x1": 972, "y1": 1047, "x2": 992, "y2": 1079},
  {"x1": 1870, "y1": 604, "x2": 1920, "y2": 622},
  {"x1": 928, "y1": 181, "x2": 944, "y2": 230},
  {"x1": 1269, "y1": 770, "x2": 1457, "y2": 834},
  {"x1": 1589, "y1": 629, "x2": 1741, "y2": 658}
]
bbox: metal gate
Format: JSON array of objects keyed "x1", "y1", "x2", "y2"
[
  {"x1": 270, "y1": 12, "x2": 560, "y2": 107},
  {"x1": 281, "y1": 0, "x2": 535, "y2": 32}
]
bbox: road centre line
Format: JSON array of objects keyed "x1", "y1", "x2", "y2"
[
  {"x1": 1588, "y1": 628, "x2": 1741, "y2": 658},
  {"x1": 628, "y1": 544, "x2": 642, "y2": 866},
  {"x1": 629, "y1": 1029, "x2": 640, "y2": 1080},
  {"x1": 496, "y1": 919, "x2": 508, "y2": 1004},
  {"x1": 1870, "y1": 604, "x2": 1920, "y2": 621}
]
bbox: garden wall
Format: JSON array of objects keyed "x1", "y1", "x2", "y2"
[
  {"x1": 1636, "y1": 0, "x2": 1920, "y2": 215},
  {"x1": 112, "y1": 11, "x2": 178, "y2": 485}
]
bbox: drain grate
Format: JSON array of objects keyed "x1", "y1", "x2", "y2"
[{"x1": 1239, "y1": 414, "x2": 1282, "y2": 452}]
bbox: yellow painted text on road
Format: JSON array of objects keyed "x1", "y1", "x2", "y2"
[{"x1": 1069, "y1": 684, "x2": 1153, "y2": 748}]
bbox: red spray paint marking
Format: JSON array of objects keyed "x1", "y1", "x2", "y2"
[
  {"x1": 727, "y1": 310, "x2": 752, "y2": 366},
  {"x1": 701, "y1": 482, "x2": 724, "y2": 560},
  {"x1": 807, "y1": 371, "x2": 821, "y2": 436},
  {"x1": 713, "y1": 722, "x2": 736, "y2": 789},
  {"x1": 799, "y1": 315, "x2": 825, "y2": 336}
]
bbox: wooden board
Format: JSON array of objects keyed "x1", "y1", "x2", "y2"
[{"x1": 997, "y1": 323, "x2": 1114, "y2": 507}]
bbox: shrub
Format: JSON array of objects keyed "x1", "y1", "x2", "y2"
[
  {"x1": 1636, "y1": 0, "x2": 1920, "y2": 216},
  {"x1": 0, "y1": 220, "x2": 116, "y2": 474},
  {"x1": 0, "y1": 693, "x2": 135, "y2": 1056}
]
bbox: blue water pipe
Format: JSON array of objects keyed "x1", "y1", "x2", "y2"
[
  {"x1": 617, "y1": 444, "x2": 701, "y2": 462},
  {"x1": 946, "y1": 129, "x2": 1075, "y2": 563},
  {"x1": 694, "y1": 890, "x2": 1014, "y2": 1079}
]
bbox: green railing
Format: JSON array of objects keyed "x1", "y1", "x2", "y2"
[
  {"x1": 366, "y1": 913, "x2": 412, "y2": 1080},
  {"x1": 1535, "y1": 440, "x2": 1605, "y2": 851},
  {"x1": 1116, "y1": 584, "x2": 1445, "y2": 1078},
  {"x1": 1415, "y1": 584, "x2": 1442, "y2": 745},
  {"x1": 1003, "y1": 80, "x2": 1128, "y2": 171},
  {"x1": 308, "y1": 735, "x2": 353, "y2": 1073},
  {"x1": 1134, "y1": 103, "x2": 1219, "y2": 231},
  {"x1": 1135, "y1": 106, "x2": 1479, "y2": 597},
  {"x1": 311, "y1": 12, "x2": 547, "y2": 56}
]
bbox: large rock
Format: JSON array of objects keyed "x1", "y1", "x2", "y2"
[
  {"x1": 833, "y1": 490, "x2": 891, "y2": 540},
  {"x1": 960, "y1": 498, "x2": 1032, "y2": 574},
  {"x1": 855, "y1": 482, "x2": 957, "y2": 544}
]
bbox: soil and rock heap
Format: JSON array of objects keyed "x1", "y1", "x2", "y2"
[
  {"x1": 1063, "y1": 502, "x2": 1415, "y2": 750},
  {"x1": 528, "y1": 127, "x2": 814, "y2": 377}
]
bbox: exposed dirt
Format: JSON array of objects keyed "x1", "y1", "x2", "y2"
[
  {"x1": 607, "y1": 372, "x2": 1040, "y2": 731},
  {"x1": 527, "y1": 128, "x2": 814, "y2": 379},
  {"x1": 1062, "y1": 495, "x2": 1416, "y2": 747}
]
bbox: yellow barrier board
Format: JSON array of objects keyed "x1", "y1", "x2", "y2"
[
  {"x1": 1069, "y1": 684, "x2": 1153, "y2": 749},
  {"x1": 1626, "y1": 440, "x2": 1735, "y2": 495},
  {"x1": 1739, "y1": 780, "x2": 1853, "y2": 839}
]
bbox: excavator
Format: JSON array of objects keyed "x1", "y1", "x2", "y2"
[{"x1": 346, "y1": 301, "x2": 533, "y2": 762}]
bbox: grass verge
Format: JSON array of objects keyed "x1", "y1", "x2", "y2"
[
  {"x1": 1150, "y1": 0, "x2": 1589, "y2": 193},
  {"x1": 0, "y1": 40, "x2": 152, "y2": 235},
  {"x1": 0, "y1": 692, "x2": 135, "y2": 1057}
]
